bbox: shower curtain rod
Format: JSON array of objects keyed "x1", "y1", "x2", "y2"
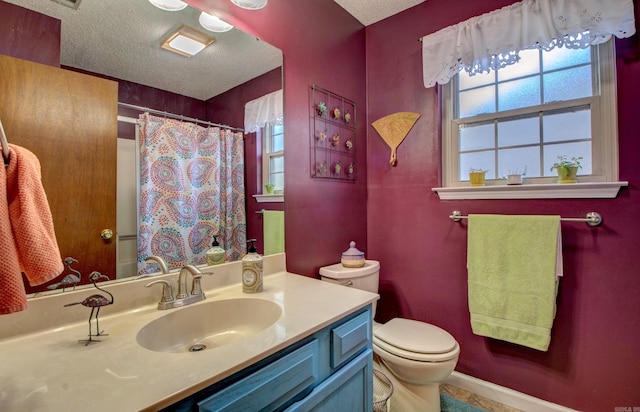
[{"x1": 117, "y1": 102, "x2": 244, "y2": 133}]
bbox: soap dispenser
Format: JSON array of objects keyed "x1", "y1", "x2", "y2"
[
  {"x1": 242, "y1": 239, "x2": 263, "y2": 293},
  {"x1": 206, "y1": 235, "x2": 226, "y2": 266}
]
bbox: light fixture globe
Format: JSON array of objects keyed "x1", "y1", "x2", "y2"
[
  {"x1": 230, "y1": 0, "x2": 267, "y2": 10},
  {"x1": 199, "y1": 12, "x2": 234, "y2": 33},
  {"x1": 148, "y1": 0, "x2": 188, "y2": 11}
]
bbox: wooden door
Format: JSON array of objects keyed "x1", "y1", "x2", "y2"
[{"x1": 0, "y1": 55, "x2": 118, "y2": 292}]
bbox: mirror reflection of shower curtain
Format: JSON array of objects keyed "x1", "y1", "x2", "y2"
[{"x1": 137, "y1": 113, "x2": 246, "y2": 275}]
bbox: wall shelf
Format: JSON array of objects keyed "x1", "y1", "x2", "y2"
[
  {"x1": 310, "y1": 85, "x2": 356, "y2": 181},
  {"x1": 432, "y1": 181, "x2": 628, "y2": 200},
  {"x1": 253, "y1": 194, "x2": 284, "y2": 203}
]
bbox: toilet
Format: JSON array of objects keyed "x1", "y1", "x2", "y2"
[{"x1": 320, "y1": 260, "x2": 459, "y2": 412}]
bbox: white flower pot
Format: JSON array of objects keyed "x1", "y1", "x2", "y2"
[{"x1": 506, "y1": 174, "x2": 523, "y2": 185}]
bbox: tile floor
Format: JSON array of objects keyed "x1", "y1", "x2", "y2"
[{"x1": 441, "y1": 383, "x2": 523, "y2": 412}]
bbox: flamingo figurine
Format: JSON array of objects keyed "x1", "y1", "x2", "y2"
[
  {"x1": 64, "y1": 271, "x2": 114, "y2": 345},
  {"x1": 47, "y1": 256, "x2": 82, "y2": 291}
]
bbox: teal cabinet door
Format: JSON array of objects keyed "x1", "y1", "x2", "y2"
[{"x1": 285, "y1": 349, "x2": 373, "y2": 412}]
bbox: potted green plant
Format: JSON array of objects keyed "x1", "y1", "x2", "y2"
[
  {"x1": 550, "y1": 155, "x2": 582, "y2": 183},
  {"x1": 264, "y1": 183, "x2": 275, "y2": 194},
  {"x1": 506, "y1": 166, "x2": 527, "y2": 185},
  {"x1": 468, "y1": 168, "x2": 488, "y2": 187}
]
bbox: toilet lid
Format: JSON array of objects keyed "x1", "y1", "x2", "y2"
[{"x1": 373, "y1": 318, "x2": 457, "y2": 354}]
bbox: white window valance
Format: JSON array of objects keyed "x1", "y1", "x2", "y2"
[
  {"x1": 421, "y1": 0, "x2": 636, "y2": 88},
  {"x1": 244, "y1": 89, "x2": 283, "y2": 133}
]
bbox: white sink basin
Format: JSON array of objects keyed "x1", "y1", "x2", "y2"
[{"x1": 136, "y1": 298, "x2": 282, "y2": 353}]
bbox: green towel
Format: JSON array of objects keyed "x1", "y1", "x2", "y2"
[
  {"x1": 467, "y1": 214, "x2": 561, "y2": 351},
  {"x1": 263, "y1": 210, "x2": 285, "y2": 255}
]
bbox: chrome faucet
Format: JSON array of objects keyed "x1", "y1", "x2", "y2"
[
  {"x1": 176, "y1": 265, "x2": 200, "y2": 299},
  {"x1": 144, "y1": 255, "x2": 170, "y2": 275},
  {"x1": 146, "y1": 265, "x2": 213, "y2": 310}
]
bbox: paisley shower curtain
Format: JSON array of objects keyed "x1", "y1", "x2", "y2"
[{"x1": 137, "y1": 114, "x2": 246, "y2": 275}]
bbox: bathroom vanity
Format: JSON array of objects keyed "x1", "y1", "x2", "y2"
[
  {"x1": 0, "y1": 255, "x2": 378, "y2": 411},
  {"x1": 169, "y1": 308, "x2": 373, "y2": 411}
]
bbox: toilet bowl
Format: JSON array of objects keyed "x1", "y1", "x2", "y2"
[{"x1": 320, "y1": 260, "x2": 459, "y2": 412}]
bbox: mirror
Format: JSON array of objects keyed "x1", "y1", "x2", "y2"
[{"x1": 2, "y1": 0, "x2": 283, "y2": 294}]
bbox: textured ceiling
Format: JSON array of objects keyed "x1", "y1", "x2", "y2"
[
  {"x1": 334, "y1": 0, "x2": 426, "y2": 26},
  {"x1": 6, "y1": 0, "x2": 283, "y2": 101},
  {"x1": 8, "y1": 0, "x2": 425, "y2": 100}
]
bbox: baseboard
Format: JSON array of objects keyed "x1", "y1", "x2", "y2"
[{"x1": 445, "y1": 371, "x2": 579, "y2": 412}]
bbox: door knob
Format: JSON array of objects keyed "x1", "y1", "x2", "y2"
[{"x1": 101, "y1": 229, "x2": 113, "y2": 240}]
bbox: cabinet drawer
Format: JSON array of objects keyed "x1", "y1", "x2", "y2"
[
  {"x1": 198, "y1": 340, "x2": 319, "y2": 412},
  {"x1": 331, "y1": 311, "x2": 371, "y2": 369}
]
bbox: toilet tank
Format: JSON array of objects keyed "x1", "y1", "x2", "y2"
[
  {"x1": 320, "y1": 260, "x2": 380, "y2": 318},
  {"x1": 319, "y1": 260, "x2": 380, "y2": 294}
]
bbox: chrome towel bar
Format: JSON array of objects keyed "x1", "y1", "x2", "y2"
[{"x1": 449, "y1": 210, "x2": 602, "y2": 227}]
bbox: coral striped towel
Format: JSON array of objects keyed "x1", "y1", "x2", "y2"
[{"x1": 1, "y1": 144, "x2": 63, "y2": 314}]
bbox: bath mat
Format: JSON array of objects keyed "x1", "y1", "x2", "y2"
[{"x1": 441, "y1": 393, "x2": 487, "y2": 412}]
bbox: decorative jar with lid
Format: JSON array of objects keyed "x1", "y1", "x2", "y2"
[{"x1": 341, "y1": 241, "x2": 365, "y2": 268}]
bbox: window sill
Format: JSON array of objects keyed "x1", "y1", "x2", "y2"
[
  {"x1": 253, "y1": 193, "x2": 284, "y2": 203},
  {"x1": 432, "y1": 181, "x2": 628, "y2": 200}
]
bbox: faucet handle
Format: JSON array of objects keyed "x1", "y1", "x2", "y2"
[
  {"x1": 190, "y1": 272, "x2": 214, "y2": 296},
  {"x1": 145, "y1": 280, "x2": 175, "y2": 310}
]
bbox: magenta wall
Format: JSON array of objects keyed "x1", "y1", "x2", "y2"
[
  {"x1": 0, "y1": 2, "x2": 60, "y2": 67},
  {"x1": 365, "y1": 1, "x2": 640, "y2": 411},
  {"x1": 116, "y1": 77, "x2": 206, "y2": 120},
  {"x1": 188, "y1": 0, "x2": 369, "y2": 276}
]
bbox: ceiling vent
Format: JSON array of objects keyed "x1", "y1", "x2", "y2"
[{"x1": 50, "y1": 0, "x2": 82, "y2": 10}]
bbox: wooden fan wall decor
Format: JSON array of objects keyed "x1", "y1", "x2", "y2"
[{"x1": 372, "y1": 112, "x2": 420, "y2": 166}]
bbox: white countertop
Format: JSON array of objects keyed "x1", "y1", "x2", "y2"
[{"x1": 0, "y1": 263, "x2": 378, "y2": 411}]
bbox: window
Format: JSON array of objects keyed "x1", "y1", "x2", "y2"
[
  {"x1": 441, "y1": 40, "x2": 619, "y2": 188},
  {"x1": 262, "y1": 123, "x2": 284, "y2": 191}
]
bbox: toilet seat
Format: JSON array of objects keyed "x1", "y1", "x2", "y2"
[{"x1": 373, "y1": 318, "x2": 459, "y2": 362}]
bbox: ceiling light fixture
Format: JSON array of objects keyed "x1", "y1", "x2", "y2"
[
  {"x1": 199, "y1": 12, "x2": 234, "y2": 33},
  {"x1": 161, "y1": 26, "x2": 215, "y2": 57},
  {"x1": 148, "y1": 0, "x2": 188, "y2": 11},
  {"x1": 230, "y1": 0, "x2": 268, "y2": 10}
]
